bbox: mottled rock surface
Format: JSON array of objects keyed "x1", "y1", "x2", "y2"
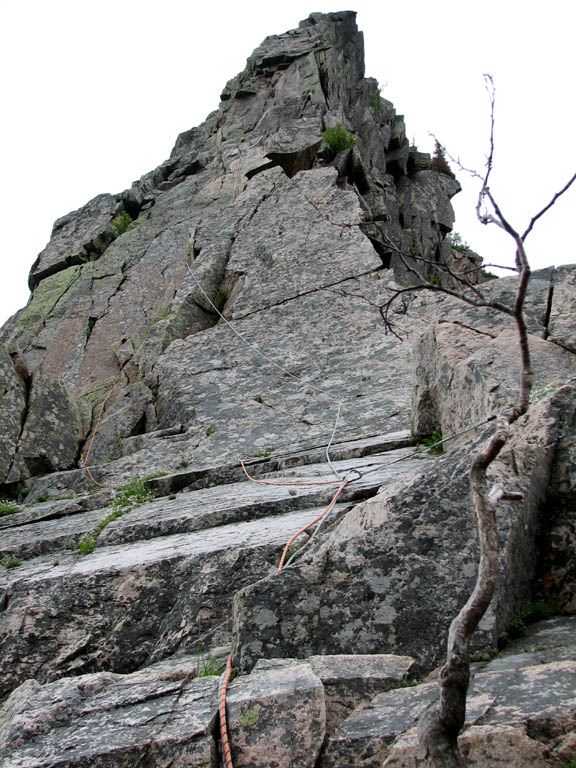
[
  {"x1": 4, "y1": 621, "x2": 572, "y2": 768},
  {"x1": 232, "y1": 384, "x2": 576, "y2": 672},
  {"x1": 0, "y1": 10, "x2": 575, "y2": 768},
  {"x1": 322, "y1": 618, "x2": 576, "y2": 767},
  {"x1": 0, "y1": 442, "x2": 426, "y2": 697},
  {"x1": 226, "y1": 663, "x2": 325, "y2": 768},
  {"x1": 0, "y1": 657, "x2": 219, "y2": 768},
  {"x1": 411, "y1": 267, "x2": 576, "y2": 442},
  {"x1": 0, "y1": 10, "x2": 463, "y2": 488},
  {"x1": 255, "y1": 653, "x2": 414, "y2": 733}
]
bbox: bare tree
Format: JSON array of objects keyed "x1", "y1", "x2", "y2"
[{"x1": 379, "y1": 76, "x2": 576, "y2": 766}]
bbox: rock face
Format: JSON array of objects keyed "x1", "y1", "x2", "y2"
[
  {"x1": 2, "y1": 622, "x2": 574, "y2": 768},
  {"x1": 0, "y1": 10, "x2": 461, "y2": 489},
  {"x1": 321, "y1": 618, "x2": 576, "y2": 767},
  {"x1": 1, "y1": 11, "x2": 575, "y2": 768},
  {"x1": 232, "y1": 383, "x2": 576, "y2": 672}
]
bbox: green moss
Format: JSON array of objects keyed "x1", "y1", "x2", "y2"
[
  {"x1": 500, "y1": 603, "x2": 554, "y2": 647},
  {"x1": 530, "y1": 384, "x2": 559, "y2": 403},
  {"x1": 521, "y1": 602, "x2": 554, "y2": 623},
  {"x1": 238, "y1": 704, "x2": 262, "y2": 727},
  {"x1": 19, "y1": 266, "x2": 81, "y2": 332},
  {"x1": 109, "y1": 478, "x2": 156, "y2": 514},
  {"x1": 368, "y1": 93, "x2": 383, "y2": 112},
  {"x1": 133, "y1": 305, "x2": 176, "y2": 350},
  {"x1": 94, "y1": 509, "x2": 123, "y2": 536},
  {"x1": 196, "y1": 654, "x2": 225, "y2": 677},
  {"x1": 151, "y1": 306, "x2": 173, "y2": 324},
  {"x1": 78, "y1": 536, "x2": 96, "y2": 555},
  {"x1": 413, "y1": 432, "x2": 444, "y2": 455}
]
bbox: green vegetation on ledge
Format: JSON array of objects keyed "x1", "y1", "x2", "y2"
[
  {"x1": 78, "y1": 478, "x2": 156, "y2": 556},
  {"x1": 322, "y1": 123, "x2": 356, "y2": 155}
]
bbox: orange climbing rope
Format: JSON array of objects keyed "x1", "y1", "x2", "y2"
[
  {"x1": 80, "y1": 381, "x2": 120, "y2": 490},
  {"x1": 217, "y1": 463, "x2": 350, "y2": 767},
  {"x1": 276, "y1": 478, "x2": 348, "y2": 571},
  {"x1": 238, "y1": 457, "x2": 343, "y2": 487},
  {"x1": 219, "y1": 653, "x2": 235, "y2": 768},
  {"x1": 239, "y1": 453, "x2": 351, "y2": 570}
]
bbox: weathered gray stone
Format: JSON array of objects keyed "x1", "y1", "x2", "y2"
[
  {"x1": 0, "y1": 505, "x2": 333, "y2": 698},
  {"x1": 383, "y1": 725, "x2": 555, "y2": 767},
  {"x1": 536, "y1": 376, "x2": 576, "y2": 615},
  {"x1": 7, "y1": 373, "x2": 84, "y2": 482},
  {"x1": 1, "y1": 447, "x2": 418, "y2": 562},
  {"x1": 322, "y1": 683, "x2": 438, "y2": 767},
  {"x1": 0, "y1": 657, "x2": 219, "y2": 768},
  {"x1": 0, "y1": 10, "x2": 463, "y2": 487},
  {"x1": 411, "y1": 269, "x2": 576, "y2": 443},
  {"x1": 322, "y1": 618, "x2": 576, "y2": 767},
  {"x1": 0, "y1": 346, "x2": 27, "y2": 483},
  {"x1": 226, "y1": 664, "x2": 325, "y2": 768},
  {"x1": 83, "y1": 380, "x2": 155, "y2": 464},
  {"x1": 0, "y1": 10, "x2": 575, "y2": 766},
  {"x1": 27, "y1": 192, "x2": 124, "y2": 289},
  {"x1": 233, "y1": 385, "x2": 576, "y2": 673},
  {"x1": 255, "y1": 653, "x2": 414, "y2": 734},
  {"x1": 548, "y1": 263, "x2": 576, "y2": 354},
  {"x1": 0, "y1": 493, "x2": 106, "y2": 529},
  {"x1": 413, "y1": 325, "x2": 576, "y2": 444}
]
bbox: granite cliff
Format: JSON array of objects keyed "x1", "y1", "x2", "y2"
[{"x1": 1, "y1": 12, "x2": 575, "y2": 767}]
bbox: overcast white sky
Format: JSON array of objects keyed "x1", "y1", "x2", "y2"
[{"x1": 1, "y1": 0, "x2": 574, "y2": 326}]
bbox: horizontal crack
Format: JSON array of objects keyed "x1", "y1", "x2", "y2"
[
  {"x1": 251, "y1": 395, "x2": 318, "y2": 426},
  {"x1": 445, "y1": 320, "x2": 497, "y2": 338},
  {"x1": 232, "y1": 267, "x2": 383, "y2": 321}
]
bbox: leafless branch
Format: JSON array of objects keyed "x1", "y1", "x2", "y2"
[
  {"x1": 522, "y1": 171, "x2": 576, "y2": 241},
  {"x1": 414, "y1": 76, "x2": 576, "y2": 766}
]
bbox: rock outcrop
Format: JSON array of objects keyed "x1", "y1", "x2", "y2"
[
  {"x1": 0, "y1": 10, "x2": 462, "y2": 490},
  {"x1": 1, "y1": 11, "x2": 575, "y2": 768},
  {"x1": 2, "y1": 621, "x2": 575, "y2": 767}
]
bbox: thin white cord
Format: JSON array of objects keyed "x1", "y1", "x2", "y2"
[
  {"x1": 186, "y1": 263, "x2": 320, "y2": 392},
  {"x1": 325, "y1": 400, "x2": 344, "y2": 480}
]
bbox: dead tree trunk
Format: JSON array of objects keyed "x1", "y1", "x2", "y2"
[
  {"x1": 414, "y1": 84, "x2": 576, "y2": 762},
  {"x1": 378, "y1": 77, "x2": 576, "y2": 765}
]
